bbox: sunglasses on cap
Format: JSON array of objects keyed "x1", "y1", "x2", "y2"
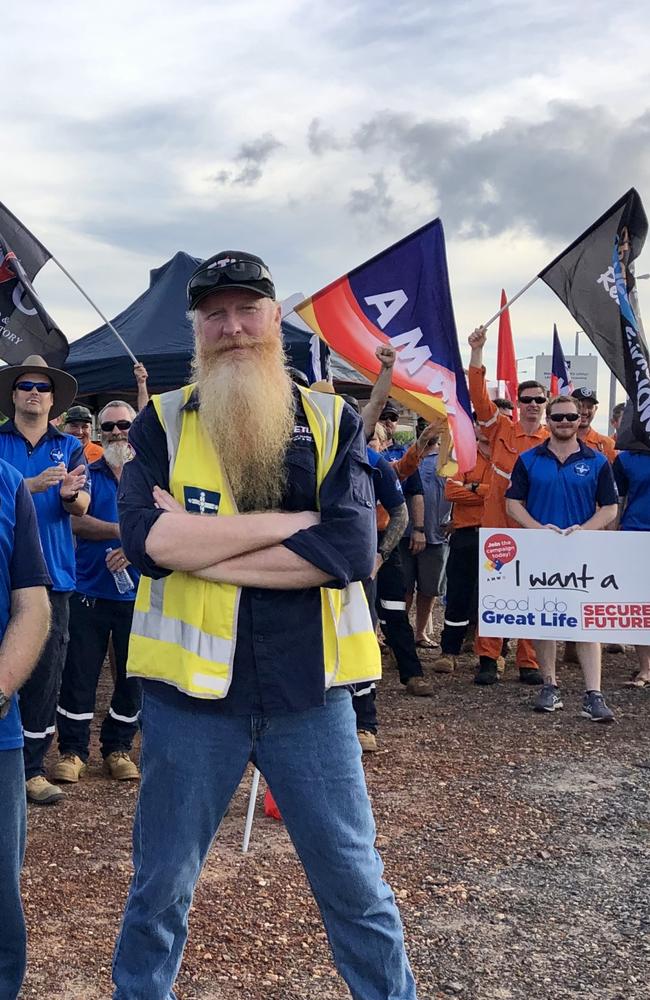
[
  {"x1": 100, "y1": 419, "x2": 132, "y2": 432},
  {"x1": 518, "y1": 394, "x2": 546, "y2": 405},
  {"x1": 548, "y1": 412, "x2": 580, "y2": 423},
  {"x1": 14, "y1": 380, "x2": 52, "y2": 393},
  {"x1": 188, "y1": 260, "x2": 273, "y2": 300}
]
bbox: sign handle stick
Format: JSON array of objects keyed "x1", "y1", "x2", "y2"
[
  {"x1": 481, "y1": 276, "x2": 539, "y2": 330},
  {"x1": 50, "y1": 255, "x2": 139, "y2": 364},
  {"x1": 242, "y1": 767, "x2": 261, "y2": 853}
]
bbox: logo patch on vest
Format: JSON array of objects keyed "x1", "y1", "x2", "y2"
[
  {"x1": 574, "y1": 462, "x2": 590, "y2": 477},
  {"x1": 183, "y1": 486, "x2": 221, "y2": 515}
]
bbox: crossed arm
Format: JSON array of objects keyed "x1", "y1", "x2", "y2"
[{"x1": 0, "y1": 587, "x2": 50, "y2": 697}]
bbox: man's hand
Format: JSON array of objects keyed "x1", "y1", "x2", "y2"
[
  {"x1": 375, "y1": 344, "x2": 396, "y2": 370},
  {"x1": 543, "y1": 523, "x2": 565, "y2": 534},
  {"x1": 562, "y1": 525, "x2": 582, "y2": 535},
  {"x1": 416, "y1": 421, "x2": 442, "y2": 457},
  {"x1": 60, "y1": 465, "x2": 88, "y2": 501},
  {"x1": 134, "y1": 362, "x2": 148, "y2": 385},
  {"x1": 468, "y1": 326, "x2": 487, "y2": 350},
  {"x1": 26, "y1": 463, "x2": 67, "y2": 493},
  {"x1": 106, "y1": 547, "x2": 130, "y2": 573},
  {"x1": 410, "y1": 529, "x2": 426, "y2": 554},
  {"x1": 153, "y1": 486, "x2": 184, "y2": 513}
]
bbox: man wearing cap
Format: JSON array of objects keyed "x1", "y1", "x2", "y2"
[
  {"x1": 0, "y1": 356, "x2": 89, "y2": 804},
  {"x1": 64, "y1": 404, "x2": 104, "y2": 463},
  {"x1": 53, "y1": 401, "x2": 141, "y2": 785},
  {"x1": 571, "y1": 387, "x2": 617, "y2": 462},
  {"x1": 112, "y1": 252, "x2": 417, "y2": 998}
]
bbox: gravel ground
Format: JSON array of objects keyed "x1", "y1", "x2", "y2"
[{"x1": 21, "y1": 638, "x2": 650, "y2": 999}]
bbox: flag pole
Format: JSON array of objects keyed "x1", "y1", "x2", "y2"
[
  {"x1": 49, "y1": 255, "x2": 139, "y2": 364},
  {"x1": 481, "y1": 276, "x2": 539, "y2": 330}
]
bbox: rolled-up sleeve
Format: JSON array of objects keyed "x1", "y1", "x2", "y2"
[
  {"x1": 118, "y1": 402, "x2": 172, "y2": 580},
  {"x1": 283, "y1": 407, "x2": 376, "y2": 586}
]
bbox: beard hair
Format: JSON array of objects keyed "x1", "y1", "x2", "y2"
[
  {"x1": 192, "y1": 332, "x2": 294, "y2": 512},
  {"x1": 103, "y1": 440, "x2": 133, "y2": 468}
]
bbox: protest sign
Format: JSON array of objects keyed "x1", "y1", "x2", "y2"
[{"x1": 478, "y1": 528, "x2": 650, "y2": 643}]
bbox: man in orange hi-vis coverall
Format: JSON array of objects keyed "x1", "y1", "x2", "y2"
[{"x1": 467, "y1": 326, "x2": 549, "y2": 687}]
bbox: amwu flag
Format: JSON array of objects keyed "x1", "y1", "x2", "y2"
[
  {"x1": 550, "y1": 325, "x2": 573, "y2": 396},
  {"x1": 539, "y1": 188, "x2": 649, "y2": 446},
  {"x1": 295, "y1": 219, "x2": 476, "y2": 472},
  {"x1": 0, "y1": 203, "x2": 68, "y2": 366}
]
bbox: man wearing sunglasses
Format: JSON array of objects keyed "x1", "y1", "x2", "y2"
[
  {"x1": 468, "y1": 326, "x2": 548, "y2": 686},
  {"x1": 506, "y1": 395, "x2": 619, "y2": 721},
  {"x1": 0, "y1": 355, "x2": 89, "y2": 805},
  {"x1": 53, "y1": 402, "x2": 141, "y2": 785},
  {"x1": 571, "y1": 387, "x2": 617, "y2": 462},
  {"x1": 112, "y1": 251, "x2": 416, "y2": 999}
]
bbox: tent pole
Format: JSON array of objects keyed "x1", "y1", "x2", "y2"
[{"x1": 50, "y1": 255, "x2": 139, "y2": 364}]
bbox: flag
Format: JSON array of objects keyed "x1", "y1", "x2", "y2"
[
  {"x1": 0, "y1": 203, "x2": 68, "y2": 366},
  {"x1": 496, "y1": 288, "x2": 518, "y2": 419},
  {"x1": 539, "y1": 188, "x2": 650, "y2": 446},
  {"x1": 295, "y1": 219, "x2": 476, "y2": 472},
  {"x1": 549, "y1": 325, "x2": 573, "y2": 396}
]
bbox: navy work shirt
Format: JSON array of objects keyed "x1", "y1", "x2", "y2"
[
  {"x1": 119, "y1": 390, "x2": 376, "y2": 716},
  {"x1": 404, "y1": 453, "x2": 451, "y2": 544},
  {"x1": 507, "y1": 440, "x2": 618, "y2": 530},
  {"x1": 0, "y1": 421, "x2": 88, "y2": 592},
  {"x1": 613, "y1": 451, "x2": 650, "y2": 531},
  {"x1": 367, "y1": 448, "x2": 405, "y2": 513},
  {"x1": 0, "y1": 461, "x2": 51, "y2": 751},
  {"x1": 75, "y1": 458, "x2": 141, "y2": 600}
]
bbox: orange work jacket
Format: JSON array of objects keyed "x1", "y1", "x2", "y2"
[
  {"x1": 580, "y1": 426, "x2": 616, "y2": 463},
  {"x1": 469, "y1": 366, "x2": 548, "y2": 528},
  {"x1": 444, "y1": 448, "x2": 492, "y2": 530}
]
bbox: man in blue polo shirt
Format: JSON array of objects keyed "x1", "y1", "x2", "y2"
[
  {"x1": 0, "y1": 355, "x2": 89, "y2": 804},
  {"x1": 0, "y1": 459, "x2": 51, "y2": 999},
  {"x1": 506, "y1": 394, "x2": 619, "y2": 721},
  {"x1": 54, "y1": 401, "x2": 141, "y2": 784}
]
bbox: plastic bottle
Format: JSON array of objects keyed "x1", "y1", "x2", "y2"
[{"x1": 106, "y1": 548, "x2": 134, "y2": 594}]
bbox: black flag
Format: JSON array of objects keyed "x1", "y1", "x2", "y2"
[
  {"x1": 539, "y1": 188, "x2": 650, "y2": 447},
  {"x1": 0, "y1": 203, "x2": 68, "y2": 366}
]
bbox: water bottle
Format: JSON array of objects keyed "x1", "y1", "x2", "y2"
[{"x1": 107, "y1": 548, "x2": 134, "y2": 594}]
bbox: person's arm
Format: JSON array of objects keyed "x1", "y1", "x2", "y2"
[
  {"x1": 193, "y1": 545, "x2": 333, "y2": 588},
  {"x1": 378, "y1": 504, "x2": 408, "y2": 563},
  {"x1": 444, "y1": 477, "x2": 488, "y2": 506},
  {"x1": 134, "y1": 362, "x2": 150, "y2": 412},
  {"x1": 409, "y1": 493, "x2": 426, "y2": 553},
  {"x1": 118, "y1": 403, "x2": 319, "y2": 576},
  {"x1": 567, "y1": 505, "x2": 618, "y2": 532},
  {"x1": 72, "y1": 514, "x2": 120, "y2": 541},
  {"x1": 467, "y1": 326, "x2": 505, "y2": 443},
  {"x1": 505, "y1": 498, "x2": 549, "y2": 530},
  {"x1": 362, "y1": 345, "x2": 396, "y2": 438}
]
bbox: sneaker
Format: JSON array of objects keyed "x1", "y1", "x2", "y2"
[
  {"x1": 52, "y1": 753, "x2": 87, "y2": 783},
  {"x1": 534, "y1": 684, "x2": 564, "y2": 713},
  {"x1": 357, "y1": 730, "x2": 378, "y2": 753},
  {"x1": 581, "y1": 691, "x2": 615, "y2": 723},
  {"x1": 605, "y1": 643, "x2": 625, "y2": 654},
  {"x1": 563, "y1": 641, "x2": 579, "y2": 665},
  {"x1": 103, "y1": 751, "x2": 140, "y2": 781},
  {"x1": 26, "y1": 775, "x2": 65, "y2": 805},
  {"x1": 405, "y1": 676, "x2": 434, "y2": 697},
  {"x1": 519, "y1": 666, "x2": 543, "y2": 685},
  {"x1": 474, "y1": 657, "x2": 498, "y2": 686},
  {"x1": 432, "y1": 654, "x2": 456, "y2": 674}
]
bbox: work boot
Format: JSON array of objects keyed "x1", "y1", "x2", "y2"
[
  {"x1": 26, "y1": 775, "x2": 65, "y2": 805},
  {"x1": 103, "y1": 751, "x2": 140, "y2": 781},
  {"x1": 605, "y1": 643, "x2": 625, "y2": 654},
  {"x1": 357, "y1": 730, "x2": 378, "y2": 753},
  {"x1": 52, "y1": 753, "x2": 87, "y2": 783},
  {"x1": 475, "y1": 657, "x2": 499, "y2": 686},
  {"x1": 432, "y1": 654, "x2": 456, "y2": 674},
  {"x1": 519, "y1": 666, "x2": 543, "y2": 685},
  {"x1": 405, "y1": 676, "x2": 434, "y2": 697},
  {"x1": 462, "y1": 626, "x2": 476, "y2": 653}
]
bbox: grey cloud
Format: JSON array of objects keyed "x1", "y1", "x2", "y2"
[
  {"x1": 307, "y1": 118, "x2": 343, "y2": 155},
  {"x1": 223, "y1": 133, "x2": 284, "y2": 187},
  {"x1": 347, "y1": 172, "x2": 394, "y2": 229}
]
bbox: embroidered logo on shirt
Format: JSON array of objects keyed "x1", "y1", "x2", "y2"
[
  {"x1": 574, "y1": 462, "x2": 590, "y2": 477},
  {"x1": 183, "y1": 486, "x2": 221, "y2": 515},
  {"x1": 50, "y1": 448, "x2": 65, "y2": 463},
  {"x1": 292, "y1": 423, "x2": 314, "y2": 443}
]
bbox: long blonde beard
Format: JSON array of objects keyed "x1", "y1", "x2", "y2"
[{"x1": 193, "y1": 334, "x2": 294, "y2": 511}]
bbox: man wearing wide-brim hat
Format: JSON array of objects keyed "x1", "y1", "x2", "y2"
[{"x1": 0, "y1": 355, "x2": 90, "y2": 805}]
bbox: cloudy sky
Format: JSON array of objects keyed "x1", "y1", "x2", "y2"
[{"x1": 5, "y1": 0, "x2": 650, "y2": 426}]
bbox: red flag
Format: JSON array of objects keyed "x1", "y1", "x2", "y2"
[{"x1": 496, "y1": 289, "x2": 518, "y2": 420}]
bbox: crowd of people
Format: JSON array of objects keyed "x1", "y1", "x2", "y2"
[{"x1": 0, "y1": 248, "x2": 648, "y2": 999}]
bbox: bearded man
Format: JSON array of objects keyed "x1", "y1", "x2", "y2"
[
  {"x1": 53, "y1": 401, "x2": 141, "y2": 783},
  {"x1": 112, "y1": 252, "x2": 417, "y2": 1000}
]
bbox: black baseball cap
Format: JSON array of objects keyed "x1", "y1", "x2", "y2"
[
  {"x1": 379, "y1": 401, "x2": 400, "y2": 421},
  {"x1": 571, "y1": 387, "x2": 599, "y2": 404},
  {"x1": 187, "y1": 251, "x2": 276, "y2": 310},
  {"x1": 65, "y1": 404, "x2": 93, "y2": 423}
]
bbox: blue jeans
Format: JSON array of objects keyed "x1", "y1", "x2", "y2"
[
  {"x1": 0, "y1": 750, "x2": 27, "y2": 1000},
  {"x1": 112, "y1": 687, "x2": 417, "y2": 1000}
]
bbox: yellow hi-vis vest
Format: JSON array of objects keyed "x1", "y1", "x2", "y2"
[{"x1": 128, "y1": 383, "x2": 381, "y2": 698}]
